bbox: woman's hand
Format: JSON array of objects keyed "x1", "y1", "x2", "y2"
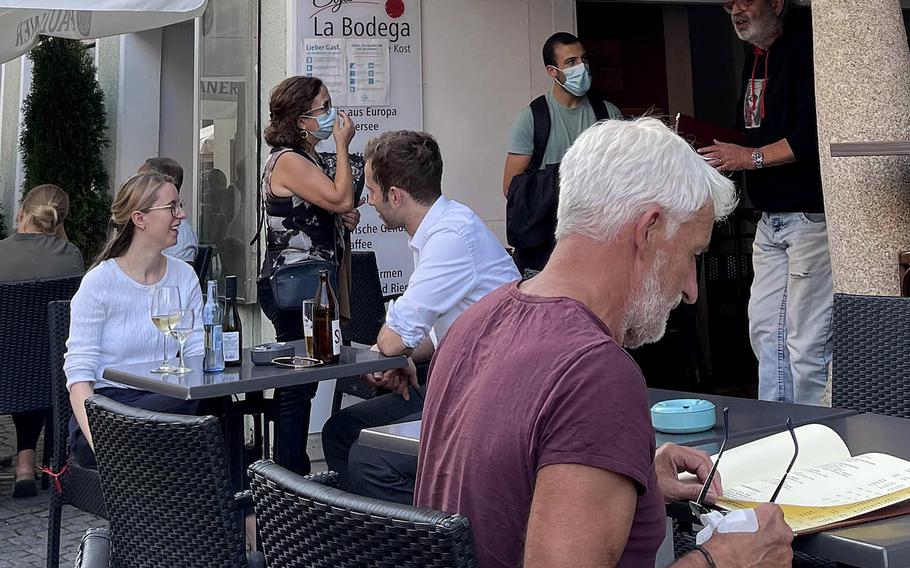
[
  {"x1": 334, "y1": 110, "x2": 356, "y2": 149},
  {"x1": 341, "y1": 198, "x2": 365, "y2": 231}
]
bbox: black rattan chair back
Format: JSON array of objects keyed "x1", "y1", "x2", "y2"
[
  {"x1": 249, "y1": 460, "x2": 476, "y2": 567},
  {"x1": 46, "y1": 300, "x2": 107, "y2": 568},
  {"x1": 341, "y1": 251, "x2": 386, "y2": 345},
  {"x1": 85, "y1": 394, "x2": 247, "y2": 567},
  {"x1": 0, "y1": 276, "x2": 81, "y2": 415},
  {"x1": 194, "y1": 244, "x2": 215, "y2": 290},
  {"x1": 833, "y1": 293, "x2": 910, "y2": 417},
  {"x1": 334, "y1": 251, "x2": 388, "y2": 409}
]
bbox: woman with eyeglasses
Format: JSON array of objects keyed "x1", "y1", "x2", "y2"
[
  {"x1": 257, "y1": 75, "x2": 361, "y2": 475},
  {"x1": 64, "y1": 172, "x2": 205, "y2": 468}
]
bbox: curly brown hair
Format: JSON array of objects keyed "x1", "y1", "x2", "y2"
[{"x1": 264, "y1": 76, "x2": 324, "y2": 151}]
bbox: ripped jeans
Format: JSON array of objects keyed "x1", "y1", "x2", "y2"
[{"x1": 748, "y1": 212, "x2": 833, "y2": 405}]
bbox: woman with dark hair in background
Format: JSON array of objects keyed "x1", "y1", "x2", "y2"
[
  {"x1": 0, "y1": 184, "x2": 83, "y2": 496},
  {"x1": 258, "y1": 75, "x2": 362, "y2": 474}
]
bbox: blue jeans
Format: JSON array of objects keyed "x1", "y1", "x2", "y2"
[{"x1": 748, "y1": 212, "x2": 833, "y2": 405}]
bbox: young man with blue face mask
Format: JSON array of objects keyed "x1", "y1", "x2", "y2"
[{"x1": 502, "y1": 32, "x2": 622, "y2": 273}]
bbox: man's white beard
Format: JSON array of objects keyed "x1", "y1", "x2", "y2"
[
  {"x1": 622, "y1": 252, "x2": 681, "y2": 349},
  {"x1": 736, "y1": 10, "x2": 782, "y2": 48}
]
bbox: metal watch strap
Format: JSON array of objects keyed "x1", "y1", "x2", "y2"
[{"x1": 751, "y1": 148, "x2": 764, "y2": 169}]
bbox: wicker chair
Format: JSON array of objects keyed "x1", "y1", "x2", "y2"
[
  {"x1": 333, "y1": 251, "x2": 389, "y2": 412},
  {"x1": 46, "y1": 300, "x2": 107, "y2": 568},
  {"x1": 85, "y1": 394, "x2": 262, "y2": 567},
  {"x1": 832, "y1": 293, "x2": 910, "y2": 417},
  {"x1": 249, "y1": 460, "x2": 477, "y2": 567},
  {"x1": 0, "y1": 276, "x2": 82, "y2": 482}
]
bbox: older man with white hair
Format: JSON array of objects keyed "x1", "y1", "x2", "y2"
[{"x1": 415, "y1": 117, "x2": 793, "y2": 567}]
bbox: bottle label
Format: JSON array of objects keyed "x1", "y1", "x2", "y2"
[
  {"x1": 303, "y1": 315, "x2": 313, "y2": 336},
  {"x1": 331, "y1": 319, "x2": 341, "y2": 356},
  {"x1": 224, "y1": 331, "x2": 241, "y2": 362}
]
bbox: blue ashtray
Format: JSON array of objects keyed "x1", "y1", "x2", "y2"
[{"x1": 651, "y1": 399, "x2": 717, "y2": 434}]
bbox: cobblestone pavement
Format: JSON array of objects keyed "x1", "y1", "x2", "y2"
[{"x1": 0, "y1": 415, "x2": 107, "y2": 567}]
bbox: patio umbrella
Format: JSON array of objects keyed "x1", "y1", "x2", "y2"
[{"x1": 0, "y1": 0, "x2": 206, "y2": 64}]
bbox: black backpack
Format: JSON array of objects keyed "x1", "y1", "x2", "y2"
[{"x1": 506, "y1": 96, "x2": 615, "y2": 250}]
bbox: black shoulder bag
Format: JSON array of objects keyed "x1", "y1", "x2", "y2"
[{"x1": 505, "y1": 97, "x2": 612, "y2": 250}]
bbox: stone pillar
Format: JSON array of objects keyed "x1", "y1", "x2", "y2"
[{"x1": 812, "y1": 0, "x2": 910, "y2": 296}]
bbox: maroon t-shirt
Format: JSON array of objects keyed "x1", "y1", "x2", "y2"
[{"x1": 414, "y1": 282, "x2": 666, "y2": 567}]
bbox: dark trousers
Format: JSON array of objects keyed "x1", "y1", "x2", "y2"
[
  {"x1": 348, "y1": 433, "x2": 420, "y2": 505},
  {"x1": 12, "y1": 409, "x2": 45, "y2": 452},
  {"x1": 69, "y1": 387, "x2": 204, "y2": 469},
  {"x1": 258, "y1": 279, "x2": 319, "y2": 475},
  {"x1": 322, "y1": 385, "x2": 425, "y2": 492}
]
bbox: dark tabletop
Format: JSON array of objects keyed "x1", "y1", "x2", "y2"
[
  {"x1": 359, "y1": 389, "x2": 861, "y2": 457},
  {"x1": 102, "y1": 342, "x2": 408, "y2": 400},
  {"x1": 649, "y1": 388, "x2": 861, "y2": 448}
]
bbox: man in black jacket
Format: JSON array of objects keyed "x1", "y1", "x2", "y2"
[{"x1": 699, "y1": 0, "x2": 832, "y2": 405}]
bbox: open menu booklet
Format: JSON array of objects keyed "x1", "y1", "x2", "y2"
[{"x1": 696, "y1": 424, "x2": 910, "y2": 534}]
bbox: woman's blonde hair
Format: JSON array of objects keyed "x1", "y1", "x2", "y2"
[
  {"x1": 92, "y1": 172, "x2": 174, "y2": 267},
  {"x1": 20, "y1": 184, "x2": 70, "y2": 236}
]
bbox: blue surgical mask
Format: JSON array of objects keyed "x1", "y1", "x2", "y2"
[
  {"x1": 555, "y1": 62, "x2": 592, "y2": 97},
  {"x1": 309, "y1": 106, "x2": 337, "y2": 140}
]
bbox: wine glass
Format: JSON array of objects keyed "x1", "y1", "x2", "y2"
[
  {"x1": 150, "y1": 286, "x2": 181, "y2": 373},
  {"x1": 168, "y1": 308, "x2": 195, "y2": 374}
]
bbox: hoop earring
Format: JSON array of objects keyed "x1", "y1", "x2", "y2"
[{"x1": 299, "y1": 129, "x2": 309, "y2": 141}]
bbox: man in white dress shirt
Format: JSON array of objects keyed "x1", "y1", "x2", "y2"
[{"x1": 321, "y1": 130, "x2": 520, "y2": 502}]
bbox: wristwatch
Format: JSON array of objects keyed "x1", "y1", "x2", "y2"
[{"x1": 751, "y1": 148, "x2": 764, "y2": 170}]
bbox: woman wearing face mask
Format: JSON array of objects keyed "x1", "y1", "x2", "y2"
[{"x1": 258, "y1": 75, "x2": 359, "y2": 474}]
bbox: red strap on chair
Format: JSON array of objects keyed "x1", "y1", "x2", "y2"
[{"x1": 39, "y1": 464, "x2": 69, "y2": 494}]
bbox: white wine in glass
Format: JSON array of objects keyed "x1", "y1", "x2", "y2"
[
  {"x1": 150, "y1": 285, "x2": 181, "y2": 373},
  {"x1": 168, "y1": 308, "x2": 195, "y2": 374}
]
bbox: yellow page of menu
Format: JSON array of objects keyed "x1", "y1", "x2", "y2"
[{"x1": 718, "y1": 484, "x2": 910, "y2": 534}]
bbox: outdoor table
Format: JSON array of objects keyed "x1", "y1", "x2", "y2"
[
  {"x1": 649, "y1": 388, "x2": 860, "y2": 448},
  {"x1": 103, "y1": 342, "x2": 407, "y2": 400},
  {"x1": 103, "y1": 341, "x2": 407, "y2": 487},
  {"x1": 357, "y1": 389, "x2": 861, "y2": 457}
]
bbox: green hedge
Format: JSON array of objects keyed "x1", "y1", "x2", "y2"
[{"x1": 19, "y1": 37, "x2": 111, "y2": 261}]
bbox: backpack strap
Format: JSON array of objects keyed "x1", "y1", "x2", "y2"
[
  {"x1": 593, "y1": 99, "x2": 623, "y2": 121},
  {"x1": 528, "y1": 95, "x2": 550, "y2": 173}
]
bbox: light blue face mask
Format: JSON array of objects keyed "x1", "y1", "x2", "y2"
[
  {"x1": 555, "y1": 62, "x2": 592, "y2": 97},
  {"x1": 307, "y1": 106, "x2": 337, "y2": 140}
]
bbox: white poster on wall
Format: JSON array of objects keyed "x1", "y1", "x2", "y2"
[{"x1": 291, "y1": 0, "x2": 422, "y2": 296}]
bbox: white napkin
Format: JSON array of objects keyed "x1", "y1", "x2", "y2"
[{"x1": 695, "y1": 509, "x2": 759, "y2": 546}]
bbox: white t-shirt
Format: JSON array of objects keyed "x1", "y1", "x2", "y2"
[{"x1": 64, "y1": 256, "x2": 203, "y2": 391}]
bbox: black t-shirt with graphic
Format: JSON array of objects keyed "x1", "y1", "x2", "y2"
[{"x1": 736, "y1": 16, "x2": 824, "y2": 213}]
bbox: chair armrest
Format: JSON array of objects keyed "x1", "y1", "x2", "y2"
[
  {"x1": 74, "y1": 528, "x2": 111, "y2": 568},
  {"x1": 234, "y1": 490, "x2": 254, "y2": 511}
]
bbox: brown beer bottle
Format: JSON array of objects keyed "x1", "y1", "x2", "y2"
[{"x1": 313, "y1": 270, "x2": 340, "y2": 364}]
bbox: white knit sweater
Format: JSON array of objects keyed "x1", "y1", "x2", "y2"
[{"x1": 64, "y1": 256, "x2": 204, "y2": 391}]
